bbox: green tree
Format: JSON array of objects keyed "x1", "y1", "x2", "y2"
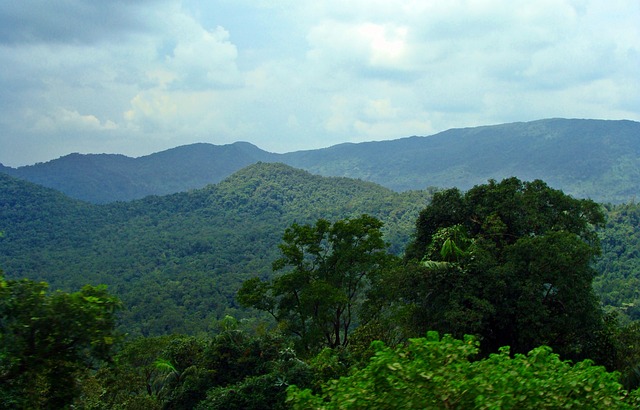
[
  {"x1": 0, "y1": 272, "x2": 121, "y2": 409},
  {"x1": 76, "y1": 336, "x2": 172, "y2": 409},
  {"x1": 394, "y1": 178, "x2": 607, "y2": 360},
  {"x1": 594, "y1": 202, "x2": 640, "y2": 323},
  {"x1": 287, "y1": 332, "x2": 637, "y2": 409},
  {"x1": 238, "y1": 215, "x2": 395, "y2": 353},
  {"x1": 195, "y1": 343, "x2": 313, "y2": 410}
]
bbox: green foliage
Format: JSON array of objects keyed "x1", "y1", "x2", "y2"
[
  {"x1": 238, "y1": 215, "x2": 397, "y2": 353},
  {"x1": 76, "y1": 335, "x2": 177, "y2": 409},
  {"x1": 77, "y1": 322, "x2": 316, "y2": 409},
  {"x1": 287, "y1": 332, "x2": 637, "y2": 409},
  {"x1": 0, "y1": 164, "x2": 431, "y2": 336},
  {"x1": 195, "y1": 345, "x2": 313, "y2": 410},
  {"x1": 421, "y1": 224, "x2": 471, "y2": 265},
  {"x1": 0, "y1": 275, "x2": 121, "y2": 409},
  {"x1": 594, "y1": 203, "x2": 640, "y2": 322},
  {"x1": 307, "y1": 347, "x2": 352, "y2": 389},
  {"x1": 196, "y1": 373, "x2": 289, "y2": 410},
  {"x1": 395, "y1": 178, "x2": 607, "y2": 360},
  {"x1": 573, "y1": 203, "x2": 640, "y2": 382},
  {"x1": 611, "y1": 320, "x2": 640, "y2": 390}
]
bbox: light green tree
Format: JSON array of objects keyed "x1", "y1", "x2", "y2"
[{"x1": 288, "y1": 332, "x2": 638, "y2": 409}]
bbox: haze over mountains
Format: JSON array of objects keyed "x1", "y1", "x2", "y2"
[{"x1": 2, "y1": 118, "x2": 639, "y2": 204}]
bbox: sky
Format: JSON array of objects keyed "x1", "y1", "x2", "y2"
[{"x1": 0, "y1": 1, "x2": 639, "y2": 167}]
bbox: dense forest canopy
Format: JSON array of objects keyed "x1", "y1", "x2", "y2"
[
  {"x1": 4, "y1": 176, "x2": 640, "y2": 408},
  {"x1": 396, "y1": 178, "x2": 606, "y2": 360},
  {"x1": 2, "y1": 163, "x2": 640, "y2": 336},
  {"x1": 0, "y1": 164, "x2": 432, "y2": 336},
  {"x1": 4, "y1": 164, "x2": 640, "y2": 407},
  {"x1": 595, "y1": 203, "x2": 640, "y2": 322}
]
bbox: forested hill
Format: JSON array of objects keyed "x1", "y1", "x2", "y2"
[
  {"x1": 4, "y1": 162, "x2": 640, "y2": 334},
  {"x1": 282, "y1": 118, "x2": 640, "y2": 202},
  {"x1": 0, "y1": 163, "x2": 432, "y2": 336},
  {"x1": 1, "y1": 142, "x2": 277, "y2": 203},
  {"x1": 1, "y1": 118, "x2": 638, "y2": 204}
]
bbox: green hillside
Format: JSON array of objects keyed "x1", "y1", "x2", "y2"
[
  {"x1": 3, "y1": 160, "x2": 640, "y2": 337},
  {"x1": 0, "y1": 163, "x2": 431, "y2": 336},
  {"x1": 2, "y1": 142, "x2": 277, "y2": 203},
  {"x1": 282, "y1": 118, "x2": 640, "y2": 202}
]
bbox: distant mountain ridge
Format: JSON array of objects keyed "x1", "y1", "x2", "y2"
[
  {"x1": 282, "y1": 118, "x2": 640, "y2": 202},
  {"x1": 2, "y1": 118, "x2": 639, "y2": 203},
  {"x1": 1, "y1": 142, "x2": 277, "y2": 203}
]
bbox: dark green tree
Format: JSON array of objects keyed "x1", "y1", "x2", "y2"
[
  {"x1": 0, "y1": 272, "x2": 121, "y2": 409},
  {"x1": 77, "y1": 335, "x2": 181, "y2": 409},
  {"x1": 395, "y1": 178, "x2": 607, "y2": 360},
  {"x1": 238, "y1": 215, "x2": 395, "y2": 353},
  {"x1": 594, "y1": 202, "x2": 640, "y2": 323}
]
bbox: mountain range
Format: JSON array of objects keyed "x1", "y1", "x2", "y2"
[
  {"x1": 2, "y1": 118, "x2": 639, "y2": 204},
  {"x1": 3, "y1": 116, "x2": 640, "y2": 334}
]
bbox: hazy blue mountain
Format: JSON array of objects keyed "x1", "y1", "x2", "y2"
[
  {"x1": 280, "y1": 118, "x2": 640, "y2": 202},
  {"x1": 2, "y1": 119, "x2": 638, "y2": 203},
  {"x1": 1, "y1": 142, "x2": 277, "y2": 203}
]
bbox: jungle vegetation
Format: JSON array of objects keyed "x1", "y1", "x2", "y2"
[{"x1": 3, "y1": 165, "x2": 640, "y2": 408}]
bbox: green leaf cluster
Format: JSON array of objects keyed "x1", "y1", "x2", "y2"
[
  {"x1": 238, "y1": 214, "x2": 397, "y2": 353},
  {"x1": 0, "y1": 274, "x2": 121, "y2": 409},
  {"x1": 288, "y1": 332, "x2": 637, "y2": 409},
  {"x1": 78, "y1": 322, "x2": 316, "y2": 410},
  {"x1": 382, "y1": 178, "x2": 606, "y2": 361}
]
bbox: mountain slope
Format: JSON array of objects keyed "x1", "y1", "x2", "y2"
[
  {"x1": 0, "y1": 163, "x2": 431, "y2": 336},
  {"x1": 1, "y1": 142, "x2": 277, "y2": 203},
  {"x1": 2, "y1": 118, "x2": 638, "y2": 203},
  {"x1": 280, "y1": 118, "x2": 640, "y2": 202},
  {"x1": 3, "y1": 162, "x2": 640, "y2": 335}
]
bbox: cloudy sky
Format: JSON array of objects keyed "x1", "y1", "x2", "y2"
[{"x1": 1, "y1": 0, "x2": 638, "y2": 166}]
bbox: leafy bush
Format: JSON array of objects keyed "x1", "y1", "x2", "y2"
[{"x1": 288, "y1": 332, "x2": 638, "y2": 409}]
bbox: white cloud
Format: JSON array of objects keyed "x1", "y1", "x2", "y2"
[
  {"x1": 31, "y1": 108, "x2": 118, "y2": 133},
  {"x1": 325, "y1": 95, "x2": 355, "y2": 133},
  {"x1": 364, "y1": 99, "x2": 398, "y2": 120},
  {"x1": 0, "y1": 0, "x2": 638, "y2": 165},
  {"x1": 124, "y1": 91, "x2": 178, "y2": 129},
  {"x1": 161, "y1": 18, "x2": 241, "y2": 90},
  {"x1": 307, "y1": 20, "x2": 413, "y2": 79}
]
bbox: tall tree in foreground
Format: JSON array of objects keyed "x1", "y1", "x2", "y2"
[
  {"x1": 238, "y1": 215, "x2": 395, "y2": 353},
  {"x1": 392, "y1": 178, "x2": 608, "y2": 361},
  {"x1": 0, "y1": 272, "x2": 121, "y2": 409}
]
